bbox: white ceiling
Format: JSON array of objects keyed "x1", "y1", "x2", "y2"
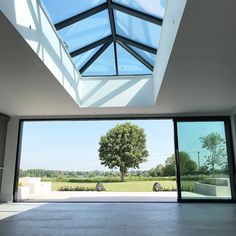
[
  {"x1": 156, "y1": 0, "x2": 236, "y2": 114},
  {"x1": 0, "y1": 11, "x2": 79, "y2": 116},
  {"x1": 0, "y1": 0, "x2": 236, "y2": 117}
]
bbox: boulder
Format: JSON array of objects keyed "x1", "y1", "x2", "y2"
[
  {"x1": 153, "y1": 182, "x2": 161, "y2": 192},
  {"x1": 96, "y1": 182, "x2": 106, "y2": 191}
]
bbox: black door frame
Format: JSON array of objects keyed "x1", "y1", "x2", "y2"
[
  {"x1": 173, "y1": 116, "x2": 236, "y2": 203},
  {"x1": 13, "y1": 116, "x2": 236, "y2": 203}
]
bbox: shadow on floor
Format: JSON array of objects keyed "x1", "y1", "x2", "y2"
[{"x1": 0, "y1": 202, "x2": 236, "y2": 236}]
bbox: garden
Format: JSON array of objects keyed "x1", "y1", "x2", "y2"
[{"x1": 19, "y1": 123, "x2": 230, "y2": 198}]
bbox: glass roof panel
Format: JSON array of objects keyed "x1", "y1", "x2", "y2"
[
  {"x1": 41, "y1": 1, "x2": 165, "y2": 77},
  {"x1": 117, "y1": 44, "x2": 151, "y2": 75},
  {"x1": 130, "y1": 46, "x2": 156, "y2": 65},
  {"x1": 58, "y1": 10, "x2": 111, "y2": 53},
  {"x1": 42, "y1": 0, "x2": 106, "y2": 24},
  {"x1": 83, "y1": 43, "x2": 116, "y2": 76},
  {"x1": 73, "y1": 46, "x2": 102, "y2": 70},
  {"x1": 114, "y1": 10, "x2": 162, "y2": 49},
  {"x1": 113, "y1": 0, "x2": 167, "y2": 19}
]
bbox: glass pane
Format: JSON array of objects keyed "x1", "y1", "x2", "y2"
[
  {"x1": 117, "y1": 43, "x2": 151, "y2": 75},
  {"x1": 113, "y1": 0, "x2": 167, "y2": 19},
  {"x1": 130, "y1": 46, "x2": 156, "y2": 65},
  {"x1": 83, "y1": 43, "x2": 116, "y2": 76},
  {"x1": 73, "y1": 46, "x2": 102, "y2": 69},
  {"x1": 114, "y1": 10, "x2": 161, "y2": 48},
  {"x1": 42, "y1": 0, "x2": 106, "y2": 24},
  {"x1": 177, "y1": 121, "x2": 232, "y2": 200},
  {"x1": 58, "y1": 10, "x2": 111, "y2": 53}
]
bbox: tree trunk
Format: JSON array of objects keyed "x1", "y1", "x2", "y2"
[
  {"x1": 212, "y1": 163, "x2": 215, "y2": 177},
  {"x1": 120, "y1": 168, "x2": 126, "y2": 182},
  {"x1": 121, "y1": 171, "x2": 125, "y2": 182}
]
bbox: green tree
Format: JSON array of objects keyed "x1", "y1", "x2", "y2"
[
  {"x1": 149, "y1": 164, "x2": 165, "y2": 177},
  {"x1": 163, "y1": 152, "x2": 197, "y2": 176},
  {"x1": 148, "y1": 168, "x2": 156, "y2": 177},
  {"x1": 98, "y1": 122, "x2": 149, "y2": 182},
  {"x1": 200, "y1": 132, "x2": 226, "y2": 175},
  {"x1": 179, "y1": 151, "x2": 197, "y2": 175},
  {"x1": 155, "y1": 164, "x2": 165, "y2": 176},
  {"x1": 163, "y1": 154, "x2": 176, "y2": 176},
  {"x1": 198, "y1": 165, "x2": 209, "y2": 175}
]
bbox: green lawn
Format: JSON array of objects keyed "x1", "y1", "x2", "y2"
[{"x1": 52, "y1": 181, "x2": 177, "y2": 192}]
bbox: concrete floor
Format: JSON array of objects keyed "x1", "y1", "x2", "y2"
[{"x1": 0, "y1": 203, "x2": 236, "y2": 236}]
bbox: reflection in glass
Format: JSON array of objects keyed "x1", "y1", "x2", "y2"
[
  {"x1": 177, "y1": 121, "x2": 232, "y2": 200},
  {"x1": 117, "y1": 44, "x2": 151, "y2": 75},
  {"x1": 114, "y1": 10, "x2": 161, "y2": 48},
  {"x1": 130, "y1": 46, "x2": 156, "y2": 65},
  {"x1": 83, "y1": 43, "x2": 116, "y2": 76},
  {"x1": 58, "y1": 10, "x2": 111, "y2": 53},
  {"x1": 73, "y1": 46, "x2": 102, "y2": 70},
  {"x1": 42, "y1": 0, "x2": 106, "y2": 23},
  {"x1": 113, "y1": 0, "x2": 167, "y2": 19}
]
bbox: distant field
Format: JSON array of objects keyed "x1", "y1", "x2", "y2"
[
  {"x1": 52, "y1": 181, "x2": 178, "y2": 192},
  {"x1": 42, "y1": 176, "x2": 177, "y2": 183}
]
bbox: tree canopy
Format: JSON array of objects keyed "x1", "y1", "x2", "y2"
[
  {"x1": 179, "y1": 151, "x2": 197, "y2": 175},
  {"x1": 162, "y1": 152, "x2": 197, "y2": 176},
  {"x1": 163, "y1": 154, "x2": 176, "y2": 176},
  {"x1": 200, "y1": 132, "x2": 227, "y2": 175},
  {"x1": 98, "y1": 122, "x2": 149, "y2": 181}
]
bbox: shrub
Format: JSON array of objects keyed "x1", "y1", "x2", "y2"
[
  {"x1": 67, "y1": 177, "x2": 120, "y2": 183},
  {"x1": 161, "y1": 186, "x2": 177, "y2": 191},
  {"x1": 127, "y1": 176, "x2": 176, "y2": 181},
  {"x1": 181, "y1": 184, "x2": 194, "y2": 192},
  {"x1": 199, "y1": 178, "x2": 229, "y2": 186},
  {"x1": 58, "y1": 185, "x2": 97, "y2": 191},
  {"x1": 18, "y1": 181, "x2": 23, "y2": 187},
  {"x1": 56, "y1": 176, "x2": 65, "y2": 182},
  {"x1": 180, "y1": 175, "x2": 205, "y2": 181}
]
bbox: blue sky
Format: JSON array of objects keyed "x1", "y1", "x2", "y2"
[
  {"x1": 177, "y1": 121, "x2": 227, "y2": 168},
  {"x1": 20, "y1": 120, "x2": 174, "y2": 171},
  {"x1": 42, "y1": 0, "x2": 166, "y2": 76}
]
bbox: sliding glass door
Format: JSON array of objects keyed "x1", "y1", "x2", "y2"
[{"x1": 174, "y1": 118, "x2": 235, "y2": 201}]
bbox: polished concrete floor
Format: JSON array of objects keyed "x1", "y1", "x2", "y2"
[{"x1": 0, "y1": 203, "x2": 236, "y2": 236}]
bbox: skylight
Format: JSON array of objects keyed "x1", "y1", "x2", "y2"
[{"x1": 42, "y1": 0, "x2": 167, "y2": 77}]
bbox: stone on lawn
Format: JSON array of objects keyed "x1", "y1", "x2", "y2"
[
  {"x1": 96, "y1": 182, "x2": 106, "y2": 191},
  {"x1": 153, "y1": 182, "x2": 161, "y2": 192}
]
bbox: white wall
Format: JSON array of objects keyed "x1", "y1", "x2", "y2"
[
  {"x1": 0, "y1": 0, "x2": 81, "y2": 105},
  {"x1": 80, "y1": 76, "x2": 154, "y2": 107},
  {"x1": 0, "y1": 118, "x2": 19, "y2": 202},
  {"x1": 230, "y1": 114, "x2": 236, "y2": 170},
  {"x1": 153, "y1": 0, "x2": 187, "y2": 103},
  {"x1": 0, "y1": 114, "x2": 9, "y2": 196}
]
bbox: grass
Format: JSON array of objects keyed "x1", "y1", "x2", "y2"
[
  {"x1": 29, "y1": 174, "x2": 226, "y2": 192},
  {"x1": 52, "y1": 181, "x2": 178, "y2": 192},
  {"x1": 105, "y1": 181, "x2": 177, "y2": 192}
]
